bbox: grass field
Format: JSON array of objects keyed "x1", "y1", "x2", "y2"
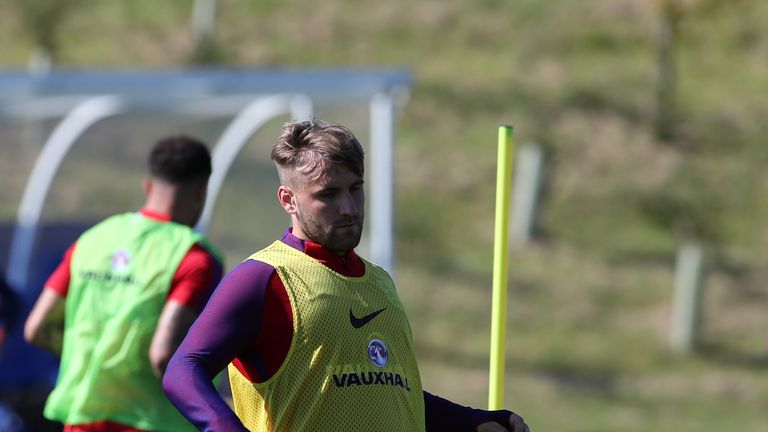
[{"x1": 3, "y1": 1, "x2": 768, "y2": 430}]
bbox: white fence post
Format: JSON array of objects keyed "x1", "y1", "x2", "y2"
[
  {"x1": 510, "y1": 143, "x2": 543, "y2": 248},
  {"x1": 670, "y1": 240, "x2": 704, "y2": 353},
  {"x1": 191, "y1": 0, "x2": 218, "y2": 43}
]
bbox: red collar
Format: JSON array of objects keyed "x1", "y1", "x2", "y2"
[
  {"x1": 301, "y1": 237, "x2": 365, "y2": 277},
  {"x1": 139, "y1": 208, "x2": 172, "y2": 222}
]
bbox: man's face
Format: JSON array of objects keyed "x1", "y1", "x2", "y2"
[{"x1": 285, "y1": 164, "x2": 365, "y2": 255}]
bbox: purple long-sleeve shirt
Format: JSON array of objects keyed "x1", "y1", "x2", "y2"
[{"x1": 162, "y1": 229, "x2": 512, "y2": 431}]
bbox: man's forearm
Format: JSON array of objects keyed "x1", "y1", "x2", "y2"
[
  {"x1": 424, "y1": 391, "x2": 514, "y2": 432},
  {"x1": 162, "y1": 349, "x2": 247, "y2": 431},
  {"x1": 162, "y1": 258, "x2": 272, "y2": 430},
  {"x1": 28, "y1": 320, "x2": 64, "y2": 356},
  {"x1": 24, "y1": 288, "x2": 66, "y2": 356}
]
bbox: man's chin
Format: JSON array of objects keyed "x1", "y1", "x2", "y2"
[{"x1": 328, "y1": 233, "x2": 362, "y2": 254}]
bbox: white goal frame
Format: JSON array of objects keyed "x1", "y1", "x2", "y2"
[{"x1": 0, "y1": 69, "x2": 410, "y2": 291}]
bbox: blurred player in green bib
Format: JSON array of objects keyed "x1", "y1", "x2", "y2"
[{"x1": 25, "y1": 136, "x2": 224, "y2": 432}]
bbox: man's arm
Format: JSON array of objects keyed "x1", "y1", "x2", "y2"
[
  {"x1": 24, "y1": 288, "x2": 66, "y2": 355},
  {"x1": 424, "y1": 391, "x2": 530, "y2": 432},
  {"x1": 477, "y1": 413, "x2": 530, "y2": 432},
  {"x1": 149, "y1": 299, "x2": 197, "y2": 378},
  {"x1": 150, "y1": 243, "x2": 222, "y2": 378},
  {"x1": 163, "y1": 259, "x2": 274, "y2": 431},
  {"x1": 24, "y1": 243, "x2": 74, "y2": 355}
]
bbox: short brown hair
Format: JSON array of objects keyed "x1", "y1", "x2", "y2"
[
  {"x1": 149, "y1": 135, "x2": 212, "y2": 183},
  {"x1": 271, "y1": 120, "x2": 364, "y2": 183}
]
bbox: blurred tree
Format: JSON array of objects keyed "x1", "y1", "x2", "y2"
[
  {"x1": 653, "y1": 0, "x2": 749, "y2": 142},
  {"x1": 187, "y1": 0, "x2": 230, "y2": 65},
  {"x1": 640, "y1": 178, "x2": 723, "y2": 246},
  {"x1": 638, "y1": 161, "x2": 725, "y2": 354},
  {"x1": 187, "y1": 34, "x2": 231, "y2": 65},
  {"x1": 654, "y1": 0, "x2": 683, "y2": 141},
  {"x1": 12, "y1": 0, "x2": 82, "y2": 71}
]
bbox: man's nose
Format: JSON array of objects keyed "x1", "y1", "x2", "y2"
[{"x1": 338, "y1": 192, "x2": 359, "y2": 216}]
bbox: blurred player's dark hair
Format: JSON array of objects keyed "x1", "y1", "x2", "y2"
[{"x1": 149, "y1": 135, "x2": 212, "y2": 184}]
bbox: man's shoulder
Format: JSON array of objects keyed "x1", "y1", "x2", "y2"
[
  {"x1": 216, "y1": 258, "x2": 278, "y2": 295},
  {"x1": 246, "y1": 240, "x2": 294, "y2": 262},
  {"x1": 190, "y1": 239, "x2": 225, "y2": 268},
  {"x1": 76, "y1": 213, "x2": 134, "y2": 242},
  {"x1": 185, "y1": 243, "x2": 222, "y2": 267}
]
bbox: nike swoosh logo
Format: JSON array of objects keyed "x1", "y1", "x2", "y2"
[{"x1": 349, "y1": 308, "x2": 387, "y2": 328}]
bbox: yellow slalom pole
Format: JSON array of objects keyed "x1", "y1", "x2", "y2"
[{"x1": 489, "y1": 125, "x2": 514, "y2": 410}]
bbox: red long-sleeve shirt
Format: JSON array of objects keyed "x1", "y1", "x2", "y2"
[{"x1": 45, "y1": 209, "x2": 222, "y2": 432}]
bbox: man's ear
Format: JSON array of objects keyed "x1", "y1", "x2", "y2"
[
  {"x1": 277, "y1": 185, "x2": 297, "y2": 214},
  {"x1": 143, "y1": 178, "x2": 152, "y2": 196},
  {"x1": 195, "y1": 178, "x2": 208, "y2": 200}
]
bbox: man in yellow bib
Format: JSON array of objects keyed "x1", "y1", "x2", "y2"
[{"x1": 163, "y1": 120, "x2": 530, "y2": 432}]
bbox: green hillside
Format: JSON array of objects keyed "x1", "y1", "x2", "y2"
[{"x1": 3, "y1": 1, "x2": 768, "y2": 430}]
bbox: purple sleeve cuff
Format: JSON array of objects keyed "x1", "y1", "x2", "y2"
[
  {"x1": 424, "y1": 391, "x2": 514, "y2": 432},
  {"x1": 162, "y1": 259, "x2": 275, "y2": 431}
]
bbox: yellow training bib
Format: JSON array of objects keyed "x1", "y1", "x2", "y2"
[{"x1": 229, "y1": 241, "x2": 425, "y2": 432}]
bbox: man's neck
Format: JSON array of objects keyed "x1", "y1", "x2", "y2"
[{"x1": 281, "y1": 228, "x2": 364, "y2": 277}]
